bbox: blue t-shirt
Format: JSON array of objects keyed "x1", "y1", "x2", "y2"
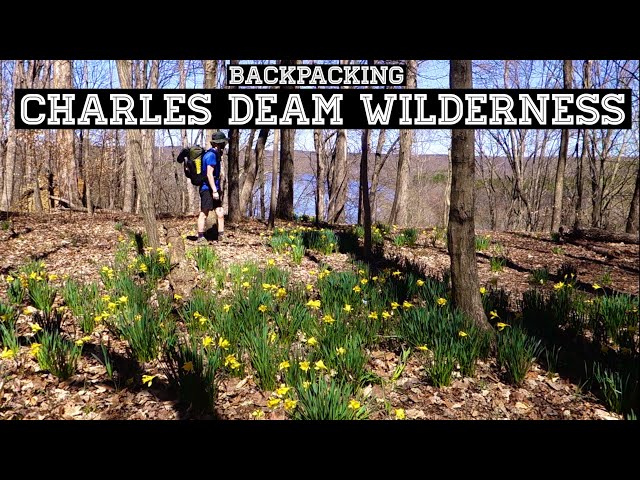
[{"x1": 200, "y1": 149, "x2": 221, "y2": 191}]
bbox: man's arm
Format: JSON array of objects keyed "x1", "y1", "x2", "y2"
[{"x1": 206, "y1": 164, "x2": 218, "y2": 198}]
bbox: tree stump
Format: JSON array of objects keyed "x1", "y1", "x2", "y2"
[{"x1": 166, "y1": 227, "x2": 197, "y2": 299}]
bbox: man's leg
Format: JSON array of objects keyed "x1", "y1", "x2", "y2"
[
  {"x1": 197, "y1": 210, "x2": 210, "y2": 240},
  {"x1": 215, "y1": 207, "x2": 225, "y2": 240}
]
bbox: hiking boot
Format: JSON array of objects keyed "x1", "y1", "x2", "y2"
[{"x1": 195, "y1": 236, "x2": 208, "y2": 245}]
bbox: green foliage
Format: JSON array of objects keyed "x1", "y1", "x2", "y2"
[
  {"x1": 426, "y1": 338, "x2": 457, "y2": 387},
  {"x1": 242, "y1": 324, "x2": 279, "y2": 392},
  {"x1": 496, "y1": 325, "x2": 543, "y2": 386},
  {"x1": 164, "y1": 334, "x2": 222, "y2": 415},
  {"x1": 0, "y1": 220, "x2": 11, "y2": 231},
  {"x1": 393, "y1": 234, "x2": 407, "y2": 247},
  {"x1": 62, "y1": 280, "x2": 103, "y2": 333},
  {"x1": 0, "y1": 322, "x2": 20, "y2": 356},
  {"x1": 108, "y1": 304, "x2": 171, "y2": 363},
  {"x1": 302, "y1": 228, "x2": 339, "y2": 254},
  {"x1": 490, "y1": 256, "x2": 506, "y2": 272},
  {"x1": 193, "y1": 246, "x2": 219, "y2": 273},
  {"x1": 35, "y1": 330, "x2": 83, "y2": 380},
  {"x1": 292, "y1": 375, "x2": 367, "y2": 420},
  {"x1": 291, "y1": 243, "x2": 305, "y2": 264},
  {"x1": 6, "y1": 275, "x2": 25, "y2": 305},
  {"x1": 551, "y1": 246, "x2": 565, "y2": 255},
  {"x1": 475, "y1": 235, "x2": 491, "y2": 252},
  {"x1": 529, "y1": 267, "x2": 550, "y2": 285},
  {"x1": 0, "y1": 302, "x2": 19, "y2": 330}
]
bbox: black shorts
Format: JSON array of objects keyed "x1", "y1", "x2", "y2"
[{"x1": 200, "y1": 188, "x2": 223, "y2": 212}]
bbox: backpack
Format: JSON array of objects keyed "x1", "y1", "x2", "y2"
[{"x1": 177, "y1": 146, "x2": 209, "y2": 187}]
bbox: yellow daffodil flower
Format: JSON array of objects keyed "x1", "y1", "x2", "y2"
[
  {"x1": 242, "y1": 281, "x2": 250, "y2": 288},
  {"x1": 276, "y1": 384, "x2": 291, "y2": 396},
  {"x1": 382, "y1": 311, "x2": 391, "y2": 319},
  {"x1": 306, "y1": 299, "x2": 321, "y2": 310},
  {"x1": 267, "y1": 258, "x2": 276, "y2": 266},
  {"x1": 1, "y1": 347, "x2": 16, "y2": 359},
  {"x1": 29, "y1": 322, "x2": 42, "y2": 333},
  {"x1": 395, "y1": 408, "x2": 406, "y2": 420},
  {"x1": 218, "y1": 337, "x2": 230, "y2": 349},
  {"x1": 368, "y1": 312, "x2": 378, "y2": 320},
  {"x1": 554, "y1": 282, "x2": 565, "y2": 290},
  {"x1": 592, "y1": 283, "x2": 602, "y2": 290},
  {"x1": 458, "y1": 331, "x2": 468, "y2": 337},
  {"x1": 173, "y1": 294, "x2": 183, "y2": 301},
  {"x1": 284, "y1": 399, "x2": 297, "y2": 411},
  {"x1": 202, "y1": 336, "x2": 213, "y2": 348},
  {"x1": 417, "y1": 345, "x2": 429, "y2": 351},
  {"x1": 306, "y1": 284, "x2": 313, "y2": 291},
  {"x1": 402, "y1": 301, "x2": 413, "y2": 309},
  {"x1": 267, "y1": 398, "x2": 281, "y2": 408},
  {"x1": 360, "y1": 278, "x2": 368, "y2": 285},
  {"x1": 479, "y1": 287, "x2": 487, "y2": 295},
  {"x1": 142, "y1": 374, "x2": 156, "y2": 387},
  {"x1": 30, "y1": 343, "x2": 42, "y2": 356},
  {"x1": 391, "y1": 302, "x2": 400, "y2": 310},
  {"x1": 323, "y1": 314, "x2": 335, "y2": 324},
  {"x1": 436, "y1": 298, "x2": 447, "y2": 307},
  {"x1": 348, "y1": 399, "x2": 361, "y2": 409},
  {"x1": 336, "y1": 347, "x2": 346, "y2": 356},
  {"x1": 307, "y1": 337, "x2": 318, "y2": 346},
  {"x1": 353, "y1": 285, "x2": 361, "y2": 293},
  {"x1": 6, "y1": 275, "x2": 14, "y2": 283},
  {"x1": 314, "y1": 360, "x2": 328, "y2": 370},
  {"x1": 392, "y1": 270, "x2": 401, "y2": 277},
  {"x1": 299, "y1": 361, "x2": 310, "y2": 372},
  {"x1": 258, "y1": 305, "x2": 268, "y2": 313},
  {"x1": 251, "y1": 409, "x2": 265, "y2": 418},
  {"x1": 279, "y1": 360, "x2": 290, "y2": 371},
  {"x1": 302, "y1": 380, "x2": 311, "y2": 390},
  {"x1": 496, "y1": 322, "x2": 510, "y2": 331},
  {"x1": 490, "y1": 310, "x2": 499, "y2": 319},
  {"x1": 343, "y1": 304, "x2": 352, "y2": 313},
  {"x1": 223, "y1": 304, "x2": 231, "y2": 313}
]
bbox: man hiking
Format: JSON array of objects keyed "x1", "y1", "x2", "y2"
[{"x1": 197, "y1": 131, "x2": 228, "y2": 243}]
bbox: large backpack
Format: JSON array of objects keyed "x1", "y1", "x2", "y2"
[{"x1": 177, "y1": 146, "x2": 209, "y2": 187}]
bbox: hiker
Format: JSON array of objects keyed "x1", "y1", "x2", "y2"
[{"x1": 197, "y1": 131, "x2": 228, "y2": 243}]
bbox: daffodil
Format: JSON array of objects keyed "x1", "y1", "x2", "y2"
[
  {"x1": 276, "y1": 384, "x2": 291, "y2": 396},
  {"x1": 267, "y1": 258, "x2": 276, "y2": 266},
  {"x1": 302, "y1": 380, "x2": 311, "y2": 390},
  {"x1": 241, "y1": 267, "x2": 249, "y2": 273},
  {"x1": 395, "y1": 408, "x2": 406, "y2": 420},
  {"x1": 592, "y1": 283, "x2": 602, "y2": 290},
  {"x1": 48, "y1": 274, "x2": 58, "y2": 282},
  {"x1": 382, "y1": 311, "x2": 391, "y2": 319},
  {"x1": 242, "y1": 281, "x2": 250, "y2": 288},
  {"x1": 262, "y1": 283, "x2": 272, "y2": 291},
  {"x1": 29, "y1": 322, "x2": 42, "y2": 333},
  {"x1": 30, "y1": 343, "x2": 42, "y2": 356},
  {"x1": 269, "y1": 331, "x2": 277, "y2": 344},
  {"x1": 284, "y1": 399, "x2": 297, "y2": 411},
  {"x1": 314, "y1": 359, "x2": 328, "y2": 371},
  {"x1": 223, "y1": 304, "x2": 231, "y2": 313},
  {"x1": 436, "y1": 298, "x2": 447, "y2": 307},
  {"x1": 554, "y1": 282, "x2": 565, "y2": 290},
  {"x1": 299, "y1": 361, "x2": 310, "y2": 372},
  {"x1": 1, "y1": 347, "x2": 16, "y2": 359},
  {"x1": 173, "y1": 294, "x2": 182, "y2": 301},
  {"x1": 142, "y1": 374, "x2": 156, "y2": 387},
  {"x1": 306, "y1": 299, "x2": 321, "y2": 310},
  {"x1": 306, "y1": 337, "x2": 318, "y2": 346},
  {"x1": 416, "y1": 279, "x2": 425, "y2": 287},
  {"x1": 343, "y1": 304, "x2": 352, "y2": 313},
  {"x1": 6, "y1": 275, "x2": 14, "y2": 283},
  {"x1": 392, "y1": 270, "x2": 401, "y2": 277},
  {"x1": 336, "y1": 347, "x2": 346, "y2": 356},
  {"x1": 360, "y1": 278, "x2": 368, "y2": 285},
  {"x1": 267, "y1": 398, "x2": 282, "y2": 408},
  {"x1": 402, "y1": 301, "x2": 413, "y2": 309},
  {"x1": 479, "y1": 287, "x2": 487, "y2": 295},
  {"x1": 323, "y1": 314, "x2": 335, "y2": 324},
  {"x1": 490, "y1": 310, "x2": 499, "y2": 319},
  {"x1": 279, "y1": 360, "x2": 290, "y2": 371},
  {"x1": 353, "y1": 285, "x2": 361, "y2": 293},
  {"x1": 202, "y1": 336, "x2": 213, "y2": 348},
  {"x1": 182, "y1": 361, "x2": 194, "y2": 372},
  {"x1": 458, "y1": 331, "x2": 468, "y2": 338},
  {"x1": 348, "y1": 399, "x2": 361, "y2": 410},
  {"x1": 368, "y1": 311, "x2": 378, "y2": 320},
  {"x1": 417, "y1": 345, "x2": 429, "y2": 351},
  {"x1": 258, "y1": 304, "x2": 268, "y2": 313},
  {"x1": 251, "y1": 409, "x2": 265, "y2": 418},
  {"x1": 276, "y1": 288, "x2": 287, "y2": 299},
  {"x1": 218, "y1": 337, "x2": 230, "y2": 349},
  {"x1": 391, "y1": 301, "x2": 400, "y2": 310},
  {"x1": 496, "y1": 322, "x2": 510, "y2": 331},
  {"x1": 306, "y1": 284, "x2": 313, "y2": 291},
  {"x1": 23, "y1": 306, "x2": 38, "y2": 315}
]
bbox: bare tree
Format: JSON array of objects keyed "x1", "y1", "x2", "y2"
[
  {"x1": 268, "y1": 129, "x2": 280, "y2": 228},
  {"x1": 314, "y1": 128, "x2": 327, "y2": 224},
  {"x1": 448, "y1": 60, "x2": 491, "y2": 333},
  {"x1": 626, "y1": 168, "x2": 639, "y2": 233},
  {"x1": 116, "y1": 60, "x2": 159, "y2": 248},
  {"x1": 360, "y1": 129, "x2": 372, "y2": 257},
  {"x1": 574, "y1": 60, "x2": 591, "y2": 230},
  {"x1": 551, "y1": 60, "x2": 573, "y2": 233},
  {"x1": 276, "y1": 128, "x2": 296, "y2": 220},
  {"x1": 389, "y1": 59, "x2": 416, "y2": 226}
]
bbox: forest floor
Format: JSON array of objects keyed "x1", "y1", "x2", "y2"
[{"x1": 0, "y1": 210, "x2": 638, "y2": 421}]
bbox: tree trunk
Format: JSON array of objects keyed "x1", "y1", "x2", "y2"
[
  {"x1": 52, "y1": 60, "x2": 81, "y2": 208},
  {"x1": 116, "y1": 60, "x2": 159, "y2": 248},
  {"x1": 227, "y1": 127, "x2": 241, "y2": 222},
  {"x1": 626, "y1": 168, "x2": 640, "y2": 234},
  {"x1": 327, "y1": 128, "x2": 347, "y2": 223},
  {"x1": 1, "y1": 61, "x2": 23, "y2": 212},
  {"x1": 240, "y1": 128, "x2": 261, "y2": 214},
  {"x1": 444, "y1": 147, "x2": 452, "y2": 229},
  {"x1": 268, "y1": 129, "x2": 280, "y2": 228},
  {"x1": 360, "y1": 129, "x2": 372, "y2": 258},
  {"x1": 551, "y1": 60, "x2": 573, "y2": 233},
  {"x1": 389, "y1": 60, "x2": 417, "y2": 227},
  {"x1": 574, "y1": 60, "x2": 591, "y2": 230},
  {"x1": 276, "y1": 128, "x2": 296, "y2": 220},
  {"x1": 448, "y1": 60, "x2": 492, "y2": 333},
  {"x1": 314, "y1": 129, "x2": 327, "y2": 224}
]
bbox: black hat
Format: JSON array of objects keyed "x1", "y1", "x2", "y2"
[{"x1": 211, "y1": 131, "x2": 229, "y2": 144}]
